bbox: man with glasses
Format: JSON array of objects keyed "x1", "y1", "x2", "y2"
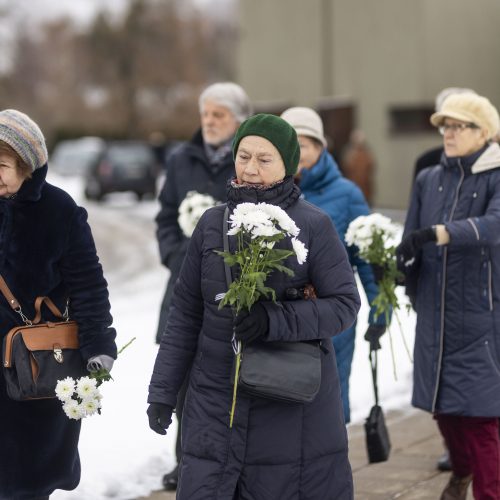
[{"x1": 397, "y1": 93, "x2": 500, "y2": 500}]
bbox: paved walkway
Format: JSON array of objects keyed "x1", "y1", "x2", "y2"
[{"x1": 139, "y1": 406, "x2": 471, "y2": 499}]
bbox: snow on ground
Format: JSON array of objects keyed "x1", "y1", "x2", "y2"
[{"x1": 48, "y1": 172, "x2": 416, "y2": 499}]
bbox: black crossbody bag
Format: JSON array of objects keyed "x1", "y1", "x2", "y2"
[{"x1": 222, "y1": 206, "x2": 321, "y2": 404}]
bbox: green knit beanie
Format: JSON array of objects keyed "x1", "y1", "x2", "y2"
[{"x1": 232, "y1": 113, "x2": 300, "y2": 176}]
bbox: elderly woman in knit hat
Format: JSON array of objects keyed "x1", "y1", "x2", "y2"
[
  {"x1": 397, "y1": 94, "x2": 500, "y2": 500},
  {"x1": 0, "y1": 109, "x2": 117, "y2": 499},
  {"x1": 148, "y1": 114, "x2": 360, "y2": 499},
  {"x1": 281, "y1": 106, "x2": 387, "y2": 425}
]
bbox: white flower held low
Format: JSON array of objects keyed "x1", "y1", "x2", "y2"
[{"x1": 56, "y1": 376, "x2": 103, "y2": 421}]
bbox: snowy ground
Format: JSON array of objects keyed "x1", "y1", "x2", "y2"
[{"x1": 48, "y1": 173, "x2": 416, "y2": 500}]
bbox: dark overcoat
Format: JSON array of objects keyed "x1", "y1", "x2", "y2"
[
  {"x1": 149, "y1": 177, "x2": 360, "y2": 499},
  {"x1": 0, "y1": 165, "x2": 116, "y2": 499},
  {"x1": 155, "y1": 130, "x2": 235, "y2": 342},
  {"x1": 403, "y1": 143, "x2": 500, "y2": 416}
]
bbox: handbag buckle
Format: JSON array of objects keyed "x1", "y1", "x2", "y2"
[{"x1": 53, "y1": 345, "x2": 64, "y2": 363}]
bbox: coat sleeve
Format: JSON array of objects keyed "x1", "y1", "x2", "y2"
[
  {"x1": 59, "y1": 206, "x2": 117, "y2": 361},
  {"x1": 400, "y1": 170, "x2": 425, "y2": 304},
  {"x1": 155, "y1": 151, "x2": 187, "y2": 267},
  {"x1": 148, "y1": 219, "x2": 205, "y2": 407},
  {"x1": 346, "y1": 184, "x2": 386, "y2": 325},
  {"x1": 445, "y1": 173, "x2": 500, "y2": 247},
  {"x1": 264, "y1": 212, "x2": 361, "y2": 343}
]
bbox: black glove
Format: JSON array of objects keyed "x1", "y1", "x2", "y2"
[
  {"x1": 147, "y1": 403, "x2": 173, "y2": 435},
  {"x1": 396, "y1": 227, "x2": 436, "y2": 271},
  {"x1": 371, "y1": 264, "x2": 386, "y2": 284},
  {"x1": 364, "y1": 325, "x2": 386, "y2": 351},
  {"x1": 234, "y1": 302, "x2": 269, "y2": 344}
]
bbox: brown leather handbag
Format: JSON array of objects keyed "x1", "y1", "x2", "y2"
[{"x1": 1, "y1": 276, "x2": 86, "y2": 401}]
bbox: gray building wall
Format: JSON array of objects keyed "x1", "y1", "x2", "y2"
[{"x1": 237, "y1": 0, "x2": 500, "y2": 208}]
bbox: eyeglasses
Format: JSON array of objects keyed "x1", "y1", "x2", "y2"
[{"x1": 438, "y1": 123, "x2": 479, "y2": 135}]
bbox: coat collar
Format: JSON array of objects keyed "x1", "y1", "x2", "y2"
[
  {"x1": 3, "y1": 164, "x2": 47, "y2": 203},
  {"x1": 299, "y1": 149, "x2": 340, "y2": 192},
  {"x1": 226, "y1": 175, "x2": 301, "y2": 211},
  {"x1": 471, "y1": 142, "x2": 500, "y2": 174}
]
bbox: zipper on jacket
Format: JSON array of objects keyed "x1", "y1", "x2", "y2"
[
  {"x1": 431, "y1": 161, "x2": 464, "y2": 412},
  {"x1": 488, "y1": 260, "x2": 493, "y2": 311}
]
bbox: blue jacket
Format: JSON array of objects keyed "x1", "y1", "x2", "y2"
[
  {"x1": 0, "y1": 165, "x2": 116, "y2": 499},
  {"x1": 149, "y1": 177, "x2": 360, "y2": 499},
  {"x1": 299, "y1": 150, "x2": 383, "y2": 325},
  {"x1": 403, "y1": 143, "x2": 500, "y2": 416}
]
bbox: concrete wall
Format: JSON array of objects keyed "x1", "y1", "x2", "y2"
[{"x1": 236, "y1": 0, "x2": 500, "y2": 208}]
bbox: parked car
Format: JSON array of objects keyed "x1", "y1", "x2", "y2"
[
  {"x1": 84, "y1": 141, "x2": 159, "y2": 201},
  {"x1": 51, "y1": 137, "x2": 105, "y2": 177}
]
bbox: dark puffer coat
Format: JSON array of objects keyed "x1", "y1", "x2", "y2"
[
  {"x1": 403, "y1": 143, "x2": 500, "y2": 416},
  {"x1": 155, "y1": 130, "x2": 235, "y2": 342},
  {"x1": 0, "y1": 165, "x2": 116, "y2": 499},
  {"x1": 149, "y1": 177, "x2": 360, "y2": 499}
]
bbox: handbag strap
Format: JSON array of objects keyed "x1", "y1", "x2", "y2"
[
  {"x1": 369, "y1": 349, "x2": 380, "y2": 405},
  {"x1": 0, "y1": 274, "x2": 20, "y2": 310},
  {"x1": 0, "y1": 274, "x2": 66, "y2": 325},
  {"x1": 223, "y1": 206, "x2": 232, "y2": 288}
]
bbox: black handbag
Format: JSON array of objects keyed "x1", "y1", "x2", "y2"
[
  {"x1": 222, "y1": 207, "x2": 322, "y2": 404},
  {"x1": 1, "y1": 276, "x2": 86, "y2": 401},
  {"x1": 364, "y1": 349, "x2": 391, "y2": 463}
]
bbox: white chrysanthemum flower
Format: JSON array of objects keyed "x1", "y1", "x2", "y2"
[
  {"x1": 345, "y1": 213, "x2": 402, "y2": 254},
  {"x1": 55, "y1": 377, "x2": 75, "y2": 402},
  {"x1": 81, "y1": 397, "x2": 100, "y2": 416},
  {"x1": 250, "y1": 224, "x2": 280, "y2": 238},
  {"x1": 259, "y1": 204, "x2": 299, "y2": 236},
  {"x1": 76, "y1": 376, "x2": 98, "y2": 400},
  {"x1": 291, "y1": 238, "x2": 308, "y2": 264},
  {"x1": 63, "y1": 400, "x2": 84, "y2": 420},
  {"x1": 178, "y1": 191, "x2": 218, "y2": 238}
]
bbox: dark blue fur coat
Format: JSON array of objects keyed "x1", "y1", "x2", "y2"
[{"x1": 0, "y1": 165, "x2": 116, "y2": 499}]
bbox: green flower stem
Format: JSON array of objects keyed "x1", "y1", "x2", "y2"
[
  {"x1": 393, "y1": 308, "x2": 413, "y2": 362},
  {"x1": 229, "y1": 347, "x2": 241, "y2": 428}
]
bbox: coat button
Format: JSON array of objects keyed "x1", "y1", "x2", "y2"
[
  {"x1": 438, "y1": 186, "x2": 443, "y2": 192},
  {"x1": 473, "y1": 192, "x2": 477, "y2": 198}
]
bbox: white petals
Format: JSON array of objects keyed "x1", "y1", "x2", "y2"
[
  {"x1": 345, "y1": 213, "x2": 401, "y2": 253},
  {"x1": 57, "y1": 375, "x2": 103, "y2": 420},
  {"x1": 227, "y1": 202, "x2": 308, "y2": 265},
  {"x1": 178, "y1": 191, "x2": 219, "y2": 238},
  {"x1": 291, "y1": 238, "x2": 308, "y2": 264},
  {"x1": 63, "y1": 400, "x2": 84, "y2": 420},
  {"x1": 55, "y1": 377, "x2": 75, "y2": 402},
  {"x1": 76, "y1": 376, "x2": 98, "y2": 399}
]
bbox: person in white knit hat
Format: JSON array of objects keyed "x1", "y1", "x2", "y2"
[
  {"x1": 397, "y1": 93, "x2": 500, "y2": 500},
  {"x1": 281, "y1": 106, "x2": 387, "y2": 426}
]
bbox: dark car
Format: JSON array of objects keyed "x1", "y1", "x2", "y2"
[{"x1": 84, "y1": 141, "x2": 158, "y2": 201}]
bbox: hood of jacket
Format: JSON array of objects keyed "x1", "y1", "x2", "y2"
[
  {"x1": 299, "y1": 150, "x2": 340, "y2": 193},
  {"x1": 471, "y1": 142, "x2": 500, "y2": 174}
]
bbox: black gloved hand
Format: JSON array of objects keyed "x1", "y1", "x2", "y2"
[
  {"x1": 371, "y1": 264, "x2": 386, "y2": 284},
  {"x1": 234, "y1": 302, "x2": 269, "y2": 344},
  {"x1": 396, "y1": 227, "x2": 436, "y2": 271},
  {"x1": 364, "y1": 325, "x2": 386, "y2": 351},
  {"x1": 147, "y1": 403, "x2": 173, "y2": 435}
]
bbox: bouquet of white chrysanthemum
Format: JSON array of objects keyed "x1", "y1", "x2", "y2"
[
  {"x1": 216, "y1": 202, "x2": 308, "y2": 426},
  {"x1": 56, "y1": 337, "x2": 136, "y2": 420},
  {"x1": 56, "y1": 376, "x2": 103, "y2": 420},
  {"x1": 178, "y1": 191, "x2": 219, "y2": 238},
  {"x1": 345, "y1": 213, "x2": 411, "y2": 376}
]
